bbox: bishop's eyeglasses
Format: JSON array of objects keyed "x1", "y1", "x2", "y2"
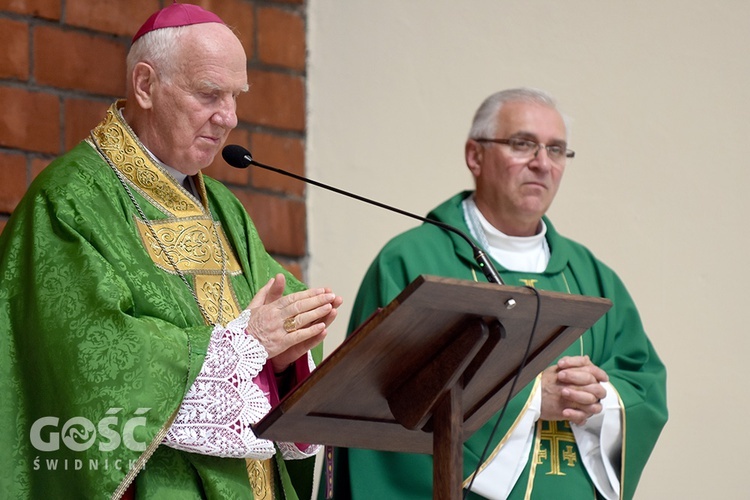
[{"x1": 474, "y1": 137, "x2": 575, "y2": 165}]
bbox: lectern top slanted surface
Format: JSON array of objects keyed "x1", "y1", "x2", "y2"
[{"x1": 253, "y1": 275, "x2": 611, "y2": 454}]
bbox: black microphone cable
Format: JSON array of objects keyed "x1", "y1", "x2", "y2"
[
  {"x1": 463, "y1": 285, "x2": 540, "y2": 499},
  {"x1": 222, "y1": 144, "x2": 543, "y2": 498},
  {"x1": 221, "y1": 144, "x2": 505, "y2": 286}
]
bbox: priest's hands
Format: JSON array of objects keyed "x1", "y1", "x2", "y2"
[
  {"x1": 540, "y1": 355, "x2": 609, "y2": 426},
  {"x1": 245, "y1": 273, "x2": 343, "y2": 373}
]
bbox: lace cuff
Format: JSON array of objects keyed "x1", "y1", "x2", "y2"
[
  {"x1": 278, "y1": 441, "x2": 321, "y2": 460},
  {"x1": 164, "y1": 310, "x2": 276, "y2": 459}
]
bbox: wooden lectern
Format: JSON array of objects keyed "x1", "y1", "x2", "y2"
[{"x1": 254, "y1": 275, "x2": 612, "y2": 499}]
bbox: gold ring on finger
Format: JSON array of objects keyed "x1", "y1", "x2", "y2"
[{"x1": 283, "y1": 316, "x2": 297, "y2": 333}]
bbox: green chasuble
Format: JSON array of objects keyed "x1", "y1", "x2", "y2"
[
  {"x1": 0, "y1": 102, "x2": 320, "y2": 499},
  {"x1": 322, "y1": 191, "x2": 667, "y2": 500}
]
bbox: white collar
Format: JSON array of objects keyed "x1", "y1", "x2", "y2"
[{"x1": 462, "y1": 195, "x2": 549, "y2": 273}]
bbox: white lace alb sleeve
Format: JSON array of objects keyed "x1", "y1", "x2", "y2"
[{"x1": 163, "y1": 310, "x2": 276, "y2": 459}]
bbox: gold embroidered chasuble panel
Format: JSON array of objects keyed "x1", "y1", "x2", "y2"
[
  {"x1": 89, "y1": 102, "x2": 276, "y2": 498},
  {"x1": 89, "y1": 102, "x2": 243, "y2": 325}
]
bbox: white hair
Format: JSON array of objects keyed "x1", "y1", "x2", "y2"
[
  {"x1": 467, "y1": 87, "x2": 572, "y2": 140},
  {"x1": 126, "y1": 26, "x2": 189, "y2": 92}
]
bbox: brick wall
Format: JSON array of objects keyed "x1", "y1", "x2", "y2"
[{"x1": 0, "y1": 0, "x2": 308, "y2": 278}]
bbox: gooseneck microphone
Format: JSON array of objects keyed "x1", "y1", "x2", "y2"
[{"x1": 221, "y1": 144, "x2": 505, "y2": 286}]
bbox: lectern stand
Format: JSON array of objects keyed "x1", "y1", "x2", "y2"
[{"x1": 253, "y1": 275, "x2": 611, "y2": 499}]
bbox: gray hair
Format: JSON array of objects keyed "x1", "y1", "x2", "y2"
[
  {"x1": 467, "y1": 87, "x2": 571, "y2": 140},
  {"x1": 126, "y1": 26, "x2": 189, "y2": 92}
]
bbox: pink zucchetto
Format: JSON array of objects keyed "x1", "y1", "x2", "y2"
[{"x1": 132, "y1": 2, "x2": 225, "y2": 43}]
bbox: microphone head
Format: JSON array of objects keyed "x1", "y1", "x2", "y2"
[{"x1": 222, "y1": 144, "x2": 253, "y2": 169}]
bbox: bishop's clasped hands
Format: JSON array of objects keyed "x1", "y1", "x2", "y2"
[{"x1": 244, "y1": 273, "x2": 343, "y2": 373}]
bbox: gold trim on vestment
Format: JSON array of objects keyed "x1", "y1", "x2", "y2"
[
  {"x1": 133, "y1": 215, "x2": 243, "y2": 325},
  {"x1": 90, "y1": 101, "x2": 205, "y2": 218},
  {"x1": 134, "y1": 218, "x2": 241, "y2": 274},
  {"x1": 247, "y1": 458, "x2": 276, "y2": 500},
  {"x1": 524, "y1": 420, "x2": 542, "y2": 500},
  {"x1": 523, "y1": 420, "x2": 580, "y2": 499},
  {"x1": 462, "y1": 376, "x2": 542, "y2": 487},
  {"x1": 91, "y1": 101, "x2": 274, "y2": 499},
  {"x1": 537, "y1": 420, "x2": 577, "y2": 475},
  {"x1": 194, "y1": 273, "x2": 242, "y2": 324}
]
